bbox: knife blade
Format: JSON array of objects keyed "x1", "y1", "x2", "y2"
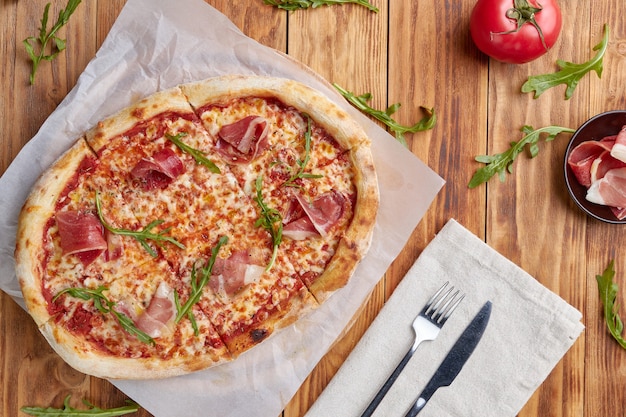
[{"x1": 404, "y1": 300, "x2": 492, "y2": 417}]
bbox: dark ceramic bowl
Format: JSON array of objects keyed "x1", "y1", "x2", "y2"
[{"x1": 564, "y1": 110, "x2": 626, "y2": 224}]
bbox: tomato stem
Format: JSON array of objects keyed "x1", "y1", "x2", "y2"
[{"x1": 492, "y1": 0, "x2": 548, "y2": 51}]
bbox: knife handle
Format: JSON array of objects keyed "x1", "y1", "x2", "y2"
[
  {"x1": 404, "y1": 397, "x2": 427, "y2": 417},
  {"x1": 359, "y1": 347, "x2": 415, "y2": 417},
  {"x1": 404, "y1": 365, "x2": 442, "y2": 416}
]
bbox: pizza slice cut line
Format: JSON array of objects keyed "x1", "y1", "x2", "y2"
[{"x1": 15, "y1": 75, "x2": 378, "y2": 379}]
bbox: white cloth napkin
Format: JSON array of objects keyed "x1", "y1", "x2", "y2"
[{"x1": 305, "y1": 219, "x2": 584, "y2": 417}]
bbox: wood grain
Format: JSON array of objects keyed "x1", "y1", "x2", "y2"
[
  {"x1": 486, "y1": 0, "x2": 591, "y2": 414},
  {"x1": 585, "y1": 2, "x2": 626, "y2": 417},
  {"x1": 1, "y1": 1, "x2": 625, "y2": 416},
  {"x1": 388, "y1": 0, "x2": 489, "y2": 292}
]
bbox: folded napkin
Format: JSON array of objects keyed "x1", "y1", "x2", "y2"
[{"x1": 305, "y1": 219, "x2": 584, "y2": 417}]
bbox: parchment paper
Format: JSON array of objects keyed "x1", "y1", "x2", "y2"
[{"x1": 0, "y1": 1, "x2": 444, "y2": 416}]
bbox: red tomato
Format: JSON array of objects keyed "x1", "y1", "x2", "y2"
[{"x1": 470, "y1": 0, "x2": 562, "y2": 64}]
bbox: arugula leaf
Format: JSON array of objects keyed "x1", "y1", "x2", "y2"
[
  {"x1": 283, "y1": 114, "x2": 323, "y2": 187},
  {"x1": 53, "y1": 286, "x2": 155, "y2": 345},
  {"x1": 23, "y1": 0, "x2": 82, "y2": 85},
  {"x1": 596, "y1": 260, "x2": 626, "y2": 349},
  {"x1": 254, "y1": 176, "x2": 283, "y2": 270},
  {"x1": 21, "y1": 395, "x2": 140, "y2": 416},
  {"x1": 333, "y1": 83, "x2": 436, "y2": 147},
  {"x1": 95, "y1": 191, "x2": 185, "y2": 257},
  {"x1": 264, "y1": 0, "x2": 378, "y2": 12},
  {"x1": 521, "y1": 24, "x2": 609, "y2": 100},
  {"x1": 165, "y1": 132, "x2": 221, "y2": 173},
  {"x1": 468, "y1": 125, "x2": 575, "y2": 188},
  {"x1": 175, "y1": 236, "x2": 228, "y2": 332}
]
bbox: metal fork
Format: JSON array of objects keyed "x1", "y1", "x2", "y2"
[{"x1": 359, "y1": 281, "x2": 465, "y2": 417}]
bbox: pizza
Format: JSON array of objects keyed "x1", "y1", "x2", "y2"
[{"x1": 14, "y1": 75, "x2": 379, "y2": 379}]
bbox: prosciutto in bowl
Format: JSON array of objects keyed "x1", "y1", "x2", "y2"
[{"x1": 565, "y1": 110, "x2": 626, "y2": 223}]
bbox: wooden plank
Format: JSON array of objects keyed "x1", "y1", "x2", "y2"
[
  {"x1": 585, "y1": 3, "x2": 626, "y2": 416},
  {"x1": 1, "y1": 1, "x2": 100, "y2": 415},
  {"x1": 208, "y1": 1, "x2": 286, "y2": 51},
  {"x1": 2, "y1": 294, "x2": 81, "y2": 417},
  {"x1": 0, "y1": 0, "x2": 19, "y2": 174},
  {"x1": 95, "y1": 0, "x2": 126, "y2": 46},
  {"x1": 2, "y1": 0, "x2": 93, "y2": 174},
  {"x1": 484, "y1": 1, "x2": 590, "y2": 416},
  {"x1": 282, "y1": 4, "x2": 388, "y2": 416},
  {"x1": 387, "y1": 0, "x2": 488, "y2": 293}
]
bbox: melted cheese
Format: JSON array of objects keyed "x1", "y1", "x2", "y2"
[{"x1": 44, "y1": 95, "x2": 356, "y2": 361}]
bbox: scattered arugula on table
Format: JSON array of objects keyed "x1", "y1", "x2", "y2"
[
  {"x1": 283, "y1": 114, "x2": 323, "y2": 187},
  {"x1": 522, "y1": 24, "x2": 609, "y2": 100},
  {"x1": 596, "y1": 260, "x2": 626, "y2": 350},
  {"x1": 175, "y1": 236, "x2": 228, "y2": 335},
  {"x1": 21, "y1": 395, "x2": 140, "y2": 416},
  {"x1": 23, "y1": 0, "x2": 82, "y2": 85},
  {"x1": 165, "y1": 132, "x2": 221, "y2": 173},
  {"x1": 254, "y1": 176, "x2": 283, "y2": 270},
  {"x1": 333, "y1": 83, "x2": 436, "y2": 147},
  {"x1": 468, "y1": 125, "x2": 575, "y2": 188},
  {"x1": 95, "y1": 191, "x2": 185, "y2": 257},
  {"x1": 53, "y1": 286, "x2": 155, "y2": 345},
  {"x1": 264, "y1": 0, "x2": 379, "y2": 12}
]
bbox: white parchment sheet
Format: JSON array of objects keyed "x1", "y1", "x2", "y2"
[{"x1": 0, "y1": 0, "x2": 444, "y2": 416}]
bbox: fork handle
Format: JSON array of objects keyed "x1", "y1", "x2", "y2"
[{"x1": 359, "y1": 347, "x2": 416, "y2": 417}]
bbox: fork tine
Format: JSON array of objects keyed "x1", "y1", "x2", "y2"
[
  {"x1": 427, "y1": 284, "x2": 454, "y2": 314},
  {"x1": 430, "y1": 288, "x2": 457, "y2": 319},
  {"x1": 427, "y1": 284, "x2": 464, "y2": 324},
  {"x1": 437, "y1": 291, "x2": 465, "y2": 323},
  {"x1": 423, "y1": 281, "x2": 449, "y2": 312},
  {"x1": 429, "y1": 287, "x2": 453, "y2": 320}
]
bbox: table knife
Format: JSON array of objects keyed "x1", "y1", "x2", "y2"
[{"x1": 404, "y1": 300, "x2": 492, "y2": 417}]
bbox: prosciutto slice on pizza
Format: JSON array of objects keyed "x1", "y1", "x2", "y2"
[{"x1": 15, "y1": 75, "x2": 378, "y2": 379}]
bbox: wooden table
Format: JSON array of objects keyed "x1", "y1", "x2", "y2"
[{"x1": 1, "y1": 1, "x2": 625, "y2": 416}]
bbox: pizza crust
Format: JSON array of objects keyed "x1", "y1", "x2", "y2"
[
  {"x1": 86, "y1": 86, "x2": 194, "y2": 152},
  {"x1": 15, "y1": 139, "x2": 95, "y2": 327},
  {"x1": 309, "y1": 144, "x2": 379, "y2": 302},
  {"x1": 224, "y1": 284, "x2": 319, "y2": 356},
  {"x1": 39, "y1": 320, "x2": 231, "y2": 379},
  {"x1": 181, "y1": 75, "x2": 371, "y2": 151}
]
